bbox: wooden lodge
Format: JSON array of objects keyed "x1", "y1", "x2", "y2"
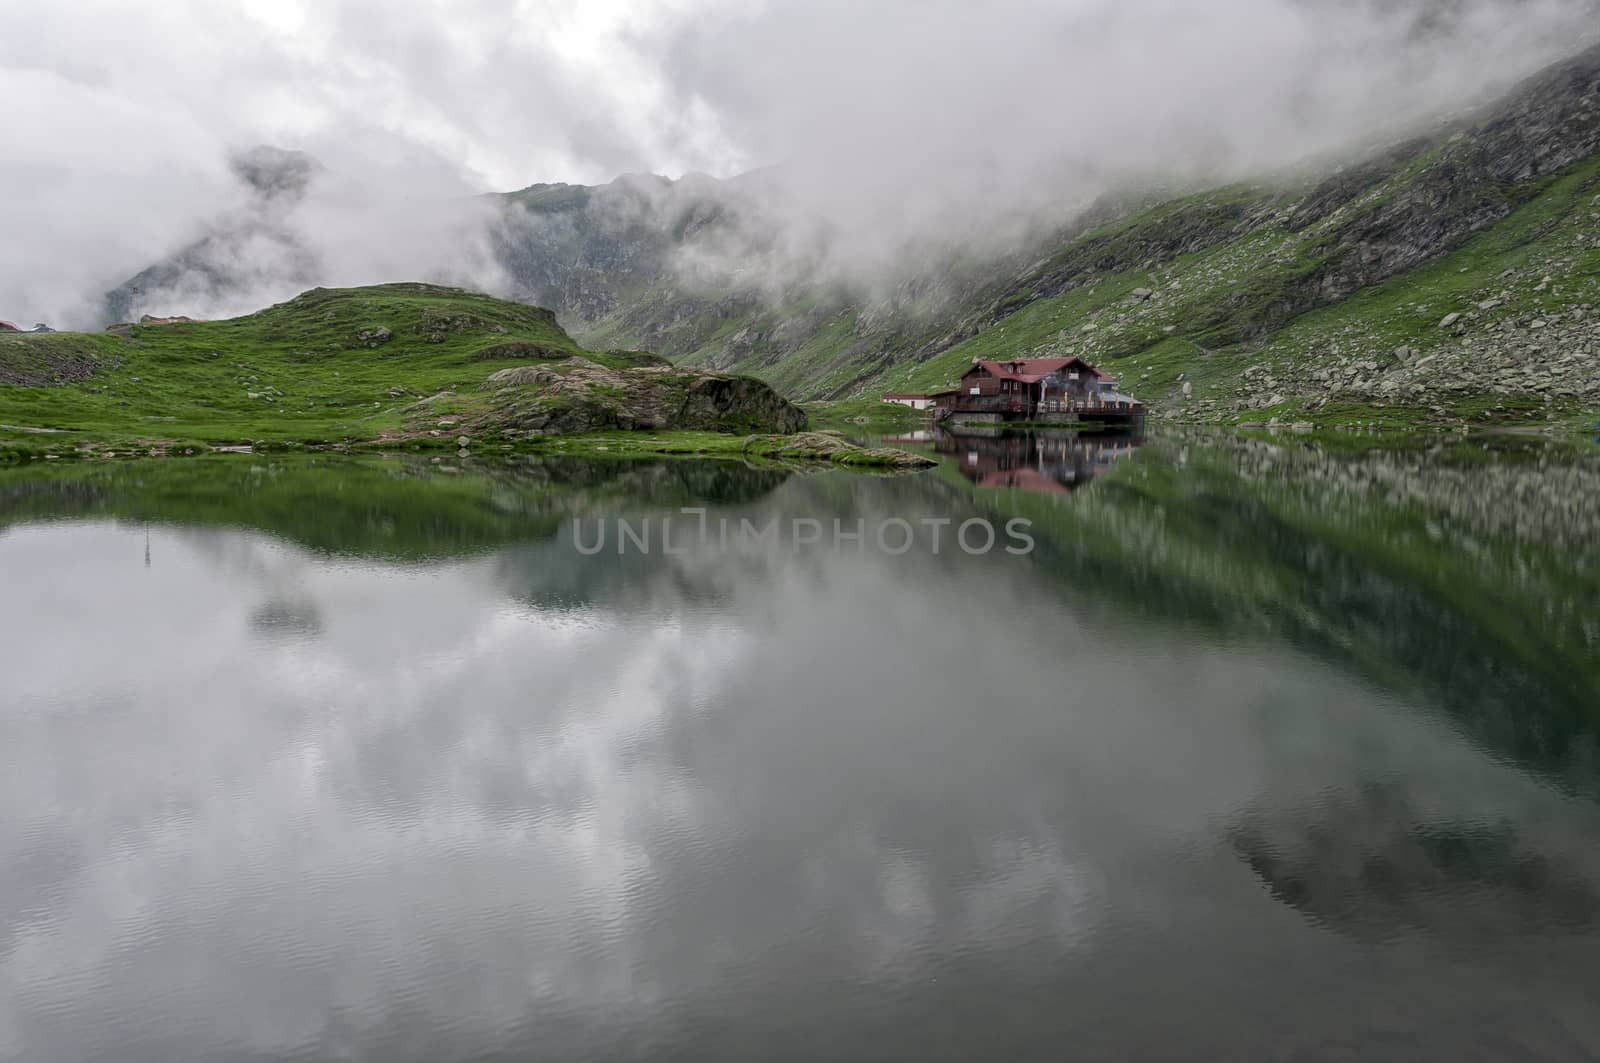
[{"x1": 928, "y1": 357, "x2": 1144, "y2": 426}]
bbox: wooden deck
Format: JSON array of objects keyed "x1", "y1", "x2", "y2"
[{"x1": 937, "y1": 396, "x2": 1145, "y2": 424}]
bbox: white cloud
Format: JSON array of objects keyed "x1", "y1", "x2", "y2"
[{"x1": 2, "y1": 0, "x2": 1597, "y2": 325}]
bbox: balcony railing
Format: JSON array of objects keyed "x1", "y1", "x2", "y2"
[{"x1": 950, "y1": 395, "x2": 1143, "y2": 415}]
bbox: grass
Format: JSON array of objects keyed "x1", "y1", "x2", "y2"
[
  {"x1": 0, "y1": 282, "x2": 936, "y2": 468},
  {"x1": 0, "y1": 283, "x2": 586, "y2": 450},
  {"x1": 803, "y1": 394, "x2": 926, "y2": 434},
  {"x1": 478, "y1": 429, "x2": 934, "y2": 468}
]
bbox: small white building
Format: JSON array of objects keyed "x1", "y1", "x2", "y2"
[{"x1": 882, "y1": 393, "x2": 936, "y2": 411}]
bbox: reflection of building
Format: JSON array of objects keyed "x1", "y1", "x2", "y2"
[
  {"x1": 880, "y1": 430, "x2": 934, "y2": 445},
  {"x1": 936, "y1": 429, "x2": 1143, "y2": 495},
  {"x1": 934, "y1": 357, "x2": 1144, "y2": 427}
]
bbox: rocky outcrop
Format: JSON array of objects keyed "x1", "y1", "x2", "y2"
[
  {"x1": 354, "y1": 325, "x2": 392, "y2": 348},
  {"x1": 475, "y1": 357, "x2": 807, "y2": 435},
  {"x1": 0, "y1": 335, "x2": 112, "y2": 386},
  {"x1": 469, "y1": 340, "x2": 580, "y2": 362},
  {"x1": 415, "y1": 309, "x2": 508, "y2": 343}
]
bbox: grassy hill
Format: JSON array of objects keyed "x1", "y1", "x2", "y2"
[
  {"x1": 3, "y1": 284, "x2": 583, "y2": 453},
  {"x1": 0, "y1": 284, "x2": 861, "y2": 462}
]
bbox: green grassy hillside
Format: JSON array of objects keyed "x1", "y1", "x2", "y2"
[
  {"x1": 0, "y1": 283, "x2": 885, "y2": 463},
  {"x1": 2, "y1": 283, "x2": 585, "y2": 451},
  {"x1": 864, "y1": 156, "x2": 1600, "y2": 432}
]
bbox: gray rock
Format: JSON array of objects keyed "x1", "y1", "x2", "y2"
[
  {"x1": 1440, "y1": 313, "x2": 1462, "y2": 328},
  {"x1": 356, "y1": 326, "x2": 392, "y2": 348},
  {"x1": 483, "y1": 359, "x2": 807, "y2": 436}
]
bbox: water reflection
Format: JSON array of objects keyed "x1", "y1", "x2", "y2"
[
  {"x1": 932, "y1": 428, "x2": 1143, "y2": 495},
  {"x1": 2, "y1": 438, "x2": 1599, "y2": 1061},
  {"x1": 1231, "y1": 782, "x2": 1600, "y2": 941}
]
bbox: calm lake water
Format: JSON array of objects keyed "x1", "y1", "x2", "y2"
[{"x1": 2, "y1": 432, "x2": 1599, "y2": 1062}]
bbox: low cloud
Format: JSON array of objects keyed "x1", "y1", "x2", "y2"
[
  {"x1": 3, "y1": 0, "x2": 1598, "y2": 327},
  {"x1": 640, "y1": 0, "x2": 1600, "y2": 289}
]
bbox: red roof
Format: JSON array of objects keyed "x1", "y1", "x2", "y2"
[
  {"x1": 975, "y1": 468, "x2": 1074, "y2": 495},
  {"x1": 966, "y1": 357, "x2": 1109, "y2": 384}
]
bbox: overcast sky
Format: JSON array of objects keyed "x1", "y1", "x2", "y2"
[{"x1": 4, "y1": 0, "x2": 1598, "y2": 325}]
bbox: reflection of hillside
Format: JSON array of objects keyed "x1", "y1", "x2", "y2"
[
  {"x1": 4, "y1": 436, "x2": 1597, "y2": 802},
  {"x1": 0, "y1": 455, "x2": 792, "y2": 561},
  {"x1": 922, "y1": 433, "x2": 1600, "y2": 797},
  {"x1": 472, "y1": 436, "x2": 1600, "y2": 796},
  {"x1": 1230, "y1": 782, "x2": 1600, "y2": 939},
  {"x1": 933, "y1": 429, "x2": 1143, "y2": 495}
]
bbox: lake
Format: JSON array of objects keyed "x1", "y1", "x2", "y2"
[{"x1": 2, "y1": 432, "x2": 1599, "y2": 1062}]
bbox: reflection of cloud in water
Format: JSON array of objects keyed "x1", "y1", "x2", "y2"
[
  {"x1": 3, "y1": 514, "x2": 1600, "y2": 1059},
  {"x1": 250, "y1": 598, "x2": 324, "y2": 641}
]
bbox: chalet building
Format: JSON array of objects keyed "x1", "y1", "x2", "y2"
[{"x1": 942, "y1": 356, "x2": 1143, "y2": 425}]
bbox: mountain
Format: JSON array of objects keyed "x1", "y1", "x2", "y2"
[
  {"x1": 104, "y1": 148, "x2": 323, "y2": 326},
  {"x1": 105, "y1": 42, "x2": 1600, "y2": 429},
  {"x1": 559, "y1": 38, "x2": 1600, "y2": 429}
]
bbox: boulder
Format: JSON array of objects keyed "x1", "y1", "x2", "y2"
[{"x1": 476, "y1": 358, "x2": 807, "y2": 436}]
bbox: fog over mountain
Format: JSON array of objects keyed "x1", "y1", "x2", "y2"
[{"x1": 5, "y1": 0, "x2": 1600, "y2": 327}]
